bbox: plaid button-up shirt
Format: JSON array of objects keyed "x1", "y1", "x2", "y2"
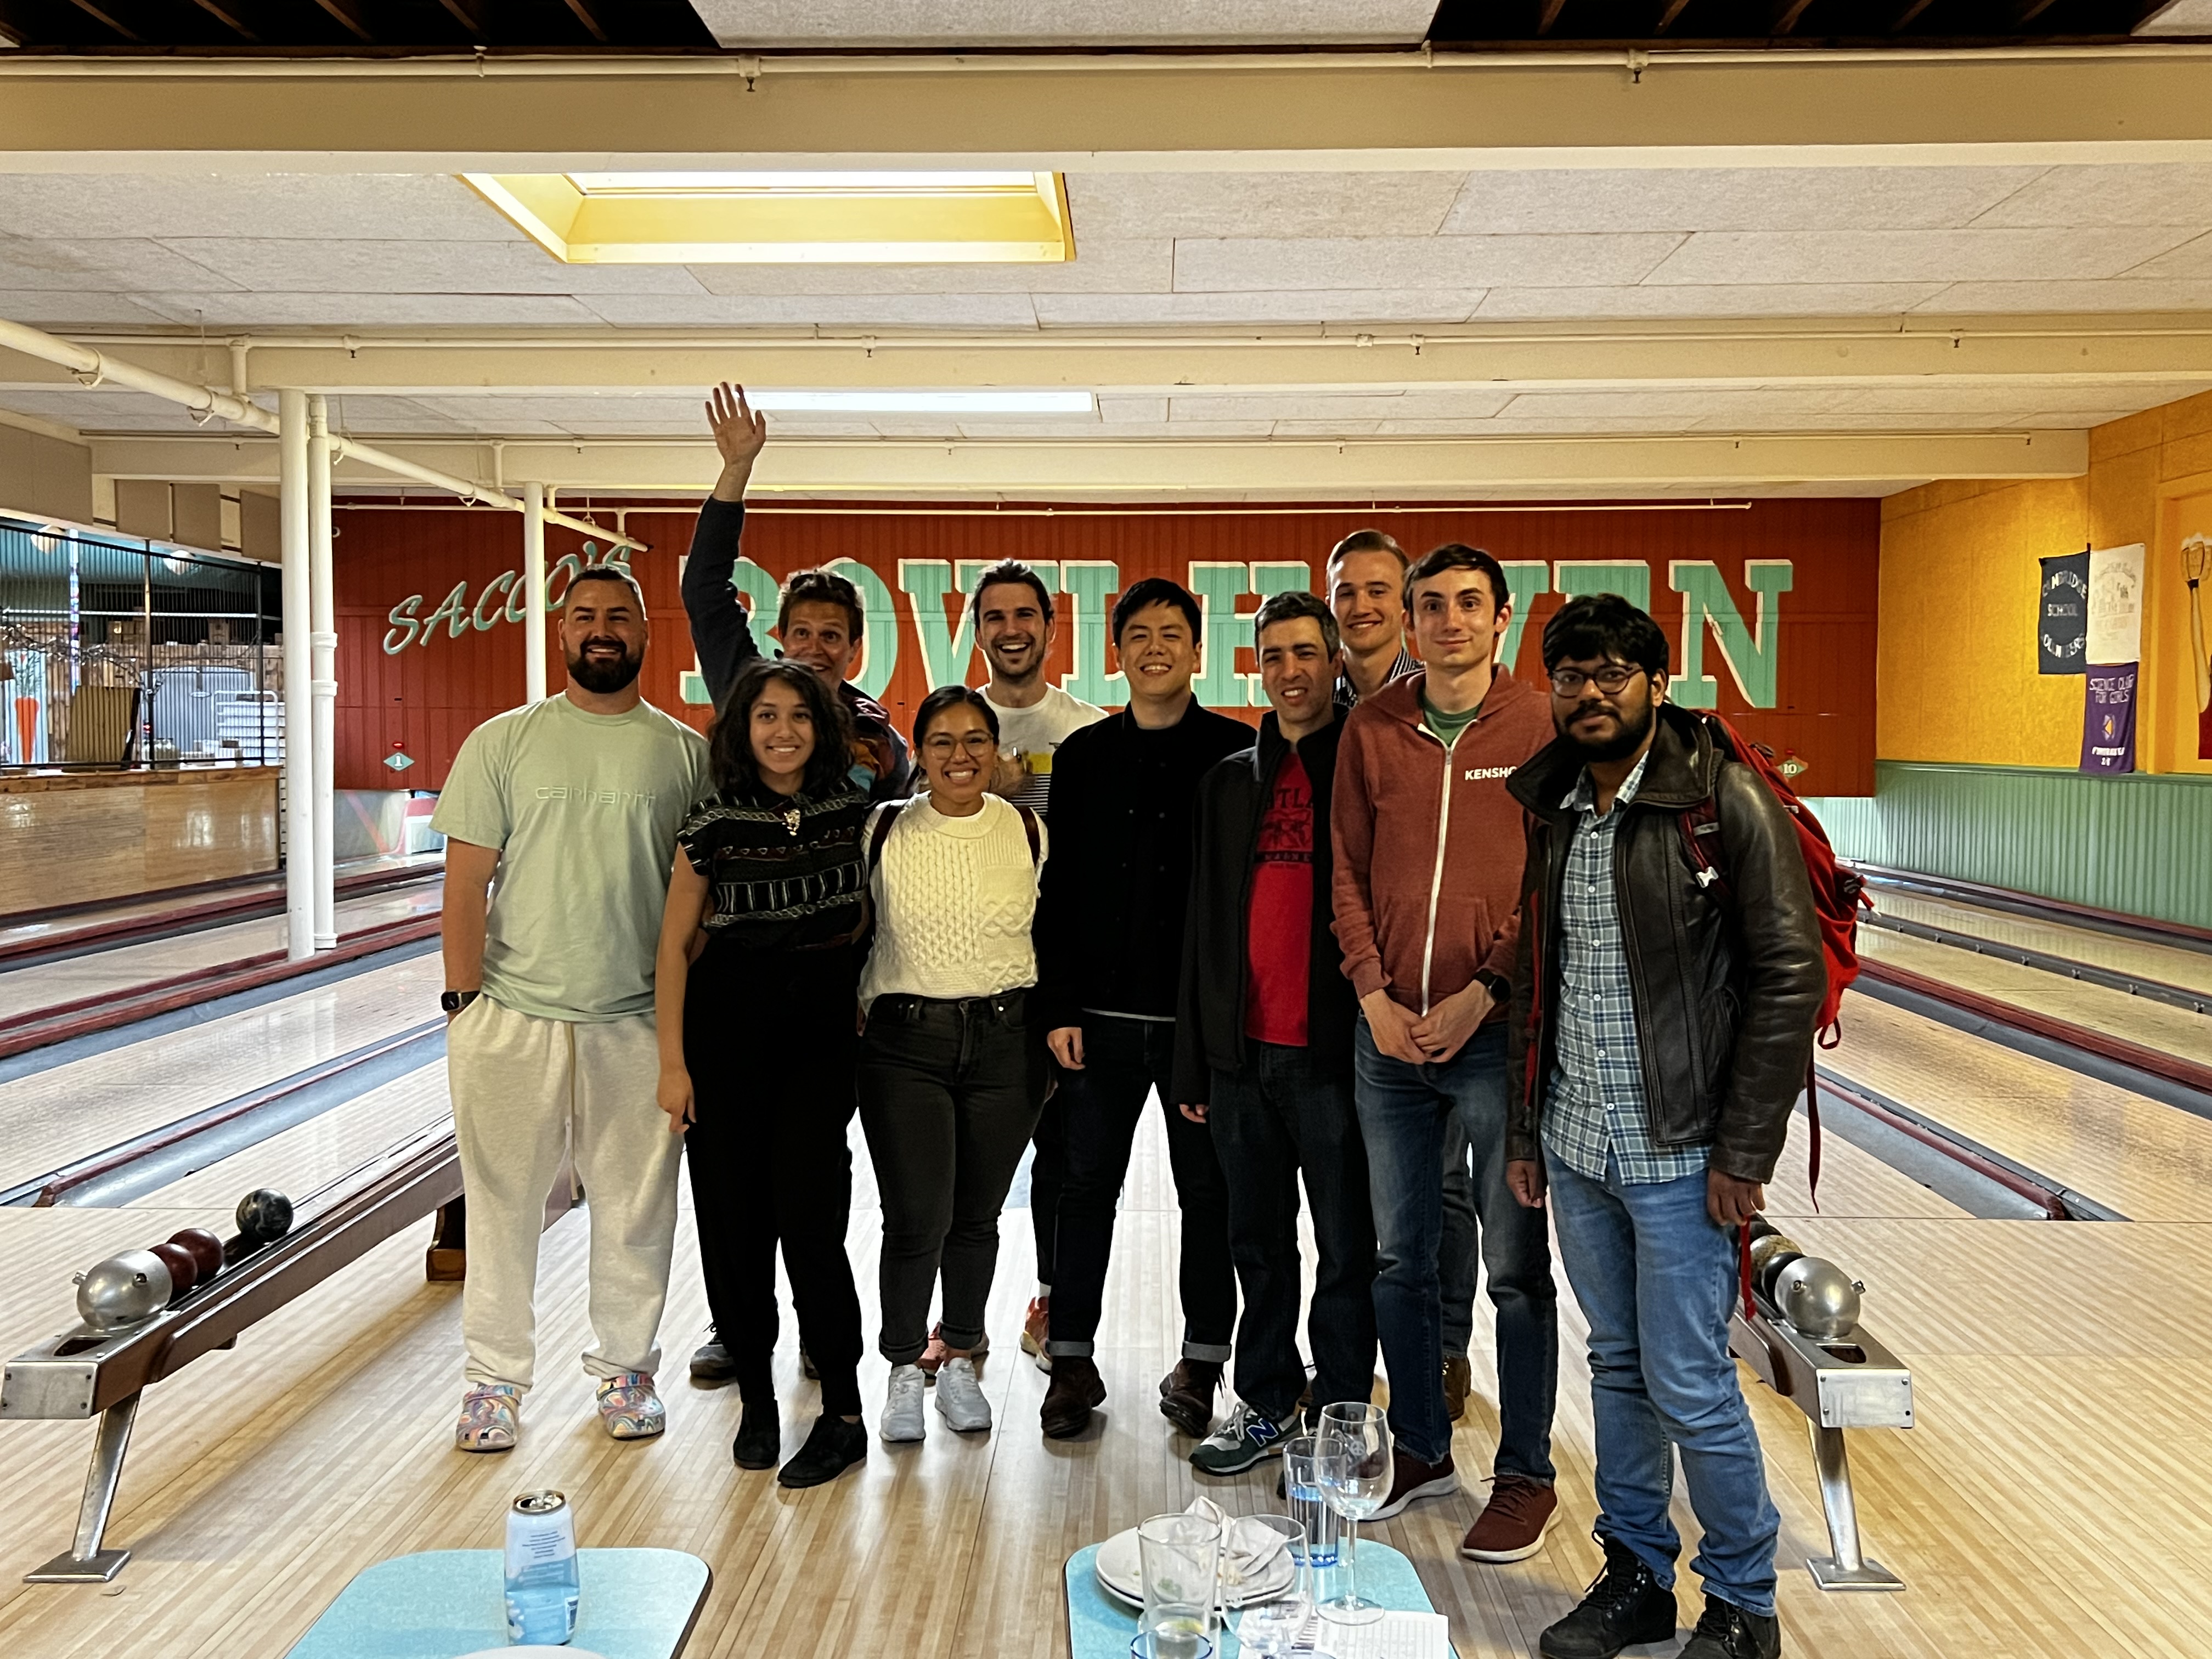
[{"x1": 1541, "y1": 749, "x2": 1713, "y2": 1185}]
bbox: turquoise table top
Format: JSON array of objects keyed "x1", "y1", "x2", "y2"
[
  {"x1": 284, "y1": 1548, "x2": 711, "y2": 1659},
  {"x1": 1064, "y1": 1540, "x2": 1435, "y2": 1659}
]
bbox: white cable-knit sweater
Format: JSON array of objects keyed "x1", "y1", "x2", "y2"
[{"x1": 858, "y1": 793, "x2": 1048, "y2": 1007}]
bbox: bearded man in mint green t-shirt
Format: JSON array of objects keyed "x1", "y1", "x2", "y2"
[{"x1": 430, "y1": 566, "x2": 710, "y2": 1456}]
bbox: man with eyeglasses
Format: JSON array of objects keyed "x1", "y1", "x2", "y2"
[
  {"x1": 1503, "y1": 594, "x2": 1821, "y2": 1659},
  {"x1": 1331, "y1": 543, "x2": 1560, "y2": 1554}
]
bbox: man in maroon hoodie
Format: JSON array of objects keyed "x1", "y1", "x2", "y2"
[{"x1": 1331, "y1": 543, "x2": 1561, "y2": 1560}]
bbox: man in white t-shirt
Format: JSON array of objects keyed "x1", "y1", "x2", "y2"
[{"x1": 968, "y1": 559, "x2": 1106, "y2": 1371}]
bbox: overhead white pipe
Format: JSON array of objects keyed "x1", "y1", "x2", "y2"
[
  {"x1": 0, "y1": 316, "x2": 644, "y2": 552},
  {"x1": 278, "y1": 390, "x2": 315, "y2": 963},
  {"x1": 308, "y1": 394, "x2": 338, "y2": 952},
  {"x1": 522, "y1": 482, "x2": 548, "y2": 704}
]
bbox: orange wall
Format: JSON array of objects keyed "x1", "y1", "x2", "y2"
[{"x1": 1877, "y1": 386, "x2": 2212, "y2": 774}]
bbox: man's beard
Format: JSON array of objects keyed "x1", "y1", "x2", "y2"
[
  {"x1": 1564, "y1": 696, "x2": 1654, "y2": 763},
  {"x1": 567, "y1": 636, "x2": 644, "y2": 693}
]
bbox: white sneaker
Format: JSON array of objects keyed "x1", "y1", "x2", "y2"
[
  {"x1": 934, "y1": 1356, "x2": 992, "y2": 1433},
  {"x1": 882, "y1": 1363, "x2": 927, "y2": 1442}
]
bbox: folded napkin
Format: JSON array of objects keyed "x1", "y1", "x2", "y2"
[{"x1": 1179, "y1": 1496, "x2": 1292, "y2": 1589}]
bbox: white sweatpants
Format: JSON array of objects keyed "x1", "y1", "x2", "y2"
[{"x1": 446, "y1": 996, "x2": 682, "y2": 1390}]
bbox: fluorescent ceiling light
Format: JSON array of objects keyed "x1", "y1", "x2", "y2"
[
  {"x1": 462, "y1": 170, "x2": 1074, "y2": 266},
  {"x1": 751, "y1": 391, "x2": 1095, "y2": 415}
]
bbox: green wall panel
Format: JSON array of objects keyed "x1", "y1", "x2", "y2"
[{"x1": 1805, "y1": 762, "x2": 2212, "y2": 930}]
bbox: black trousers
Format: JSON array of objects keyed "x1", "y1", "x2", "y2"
[
  {"x1": 1046, "y1": 1013, "x2": 1235, "y2": 1362},
  {"x1": 1209, "y1": 1040, "x2": 1377, "y2": 1420},
  {"x1": 857, "y1": 989, "x2": 1044, "y2": 1365},
  {"x1": 1029, "y1": 1085, "x2": 1066, "y2": 1291},
  {"x1": 682, "y1": 943, "x2": 865, "y2": 1419}
]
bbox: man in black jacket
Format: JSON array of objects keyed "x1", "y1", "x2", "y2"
[
  {"x1": 1172, "y1": 591, "x2": 1375, "y2": 1476},
  {"x1": 1033, "y1": 577, "x2": 1253, "y2": 1441},
  {"x1": 682, "y1": 382, "x2": 909, "y2": 801},
  {"x1": 1503, "y1": 595, "x2": 1822, "y2": 1659}
]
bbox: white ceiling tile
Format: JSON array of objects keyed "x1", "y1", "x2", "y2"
[
  {"x1": 1035, "y1": 289, "x2": 1482, "y2": 326},
  {"x1": 1265, "y1": 420, "x2": 1387, "y2": 436},
  {"x1": 1644, "y1": 227, "x2": 2199, "y2": 285},
  {"x1": 690, "y1": 239, "x2": 1171, "y2": 296},
  {"x1": 1470, "y1": 283, "x2": 1948, "y2": 319},
  {"x1": 1374, "y1": 415, "x2": 1705, "y2": 435},
  {"x1": 0, "y1": 290, "x2": 179, "y2": 326},
  {"x1": 2115, "y1": 230, "x2": 2212, "y2": 279},
  {"x1": 1066, "y1": 173, "x2": 1467, "y2": 240},
  {"x1": 1968, "y1": 165, "x2": 2212, "y2": 228},
  {"x1": 133, "y1": 292, "x2": 605, "y2": 328},
  {"x1": 151, "y1": 239, "x2": 710, "y2": 296},
  {"x1": 1912, "y1": 277, "x2": 2212, "y2": 312},
  {"x1": 2138, "y1": 2, "x2": 2212, "y2": 33},
  {"x1": 1443, "y1": 167, "x2": 2045, "y2": 235},
  {"x1": 1097, "y1": 396, "x2": 1170, "y2": 422},
  {"x1": 953, "y1": 419, "x2": 1109, "y2": 438},
  {"x1": 583, "y1": 292, "x2": 1040, "y2": 328},
  {"x1": 1174, "y1": 235, "x2": 1683, "y2": 292},
  {"x1": 0, "y1": 235, "x2": 238, "y2": 293},
  {"x1": 1495, "y1": 390, "x2": 1862, "y2": 420},
  {"x1": 1168, "y1": 392, "x2": 1520, "y2": 422},
  {"x1": 0, "y1": 174, "x2": 526, "y2": 242},
  {"x1": 1158, "y1": 418, "x2": 1278, "y2": 435},
  {"x1": 688, "y1": 1, "x2": 1434, "y2": 47}
]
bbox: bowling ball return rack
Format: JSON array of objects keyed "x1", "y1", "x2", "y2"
[{"x1": 0, "y1": 1125, "x2": 463, "y2": 1584}]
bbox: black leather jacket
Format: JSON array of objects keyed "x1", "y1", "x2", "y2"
[{"x1": 1504, "y1": 703, "x2": 1823, "y2": 1184}]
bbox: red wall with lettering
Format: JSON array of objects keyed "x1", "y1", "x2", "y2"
[{"x1": 335, "y1": 496, "x2": 1878, "y2": 794}]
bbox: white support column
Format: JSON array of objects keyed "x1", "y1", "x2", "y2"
[
  {"x1": 278, "y1": 389, "x2": 314, "y2": 962},
  {"x1": 522, "y1": 481, "x2": 547, "y2": 704},
  {"x1": 307, "y1": 394, "x2": 338, "y2": 951}
]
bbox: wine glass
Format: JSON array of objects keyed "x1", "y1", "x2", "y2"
[
  {"x1": 1232, "y1": 1516, "x2": 1311, "y2": 1658},
  {"x1": 1316, "y1": 1402, "x2": 1391, "y2": 1625}
]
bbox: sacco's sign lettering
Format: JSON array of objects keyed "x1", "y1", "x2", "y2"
[{"x1": 383, "y1": 545, "x2": 630, "y2": 654}]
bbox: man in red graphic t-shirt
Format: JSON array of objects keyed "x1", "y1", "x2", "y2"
[{"x1": 1171, "y1": 590, "x2": 1375, "y2": 1476}]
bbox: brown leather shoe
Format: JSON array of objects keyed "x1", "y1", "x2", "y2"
[
  {"x1": 1443, "y1": 1355, "x2": 1472, "y2": 1423},
  {"x1": 1369, "y1": 1447, "x2": 1460, "y2": 1519},
  {"x1": 1158, "y1": 1358, "x2": 1222, "y2": 1438},
  {"x1": 1460, "y1": 1475, "x2": 1560, "y2": 1562},
  {"x1": 1040, "y1": 1355, "x2": 1107, "y2": 1438}
]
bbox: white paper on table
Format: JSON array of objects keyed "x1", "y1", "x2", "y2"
[
  {"x1": 1297, "y1": 1609, "x2": 1454, "y2": 1659},
  {"x1": 2086, "y1": 541, "x2": 2147, "y2": 665}
]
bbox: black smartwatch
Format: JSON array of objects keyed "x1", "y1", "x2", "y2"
[
  {"x1": 441, "y1": 990, "x2": 479, "y2": 1014},
  {"x1": 1474, "y1": 970, "x2": 1511, "y2": 1002}
]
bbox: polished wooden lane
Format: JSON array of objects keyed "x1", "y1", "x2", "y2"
[
  {"x1": 2, "y1": 1096, "x2": 2205, "y2": 1658},
  {"x1": 1874, "y1": 889, "x2": 2212, "y2": 998}
]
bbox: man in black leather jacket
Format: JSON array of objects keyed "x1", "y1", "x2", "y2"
[{"x1": 1503, "y1": 594, "x2": 1821, "y2": 1659}]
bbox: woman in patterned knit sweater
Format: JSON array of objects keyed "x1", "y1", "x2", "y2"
[
  {"x1": 653, "y1": 658, "x2": 872, "y2": 1491},
  {"x1": 858, "y1": 685, "x2": 1048, "y2": 1443}
]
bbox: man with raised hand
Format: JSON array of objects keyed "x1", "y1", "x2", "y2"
[
  {"x1": 435, "y1": 566, "x2": 711, "y2": 1455},
  {"x1": 1032, "y1": 577, "x2": 1251, "y2": 1442},
  {"x1": 1331, "y1": 543, "x2": 1560, "y2": 1554},
  {"x1": 682, "y1": 381, "x2": 910, "y2": 803}
]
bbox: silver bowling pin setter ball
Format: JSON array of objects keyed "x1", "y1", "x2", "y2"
[
  {"x1": 1775, "y1": 1255, "x2": 1865, "y2": 1340},
  {"x1": 74, "y1": 1249, "x2": 174, "y2": 1332}
]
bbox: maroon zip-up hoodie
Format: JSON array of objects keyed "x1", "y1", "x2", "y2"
[{"x1": 1330, "y1": 667, "x2": 1555, "y2": 1016}]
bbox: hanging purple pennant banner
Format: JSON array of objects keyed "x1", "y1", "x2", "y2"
[{"x1": 2080, "y1": 662, "x2": 2138, "y2": 775}]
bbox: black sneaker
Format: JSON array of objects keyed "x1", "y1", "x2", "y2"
[
  {"x1": 732, "y1": 1401, "x2": 780, "y2": 1470},
  {"x1": 1190, "y1": 1402, "x2": 1301, "y2": 1476},
  {"x1": 1537, "y1": 1538, "x2": 1679, "y2": 1659},
  {"x1": 1677, "y1": 1595, "x2": 1779, "y2": 1659},
  {"x1": 690, "y1": 1338, "x2": 736, "y2": 1384},
  {"x1": 776, "y1": 1414, "x2": 867, "y2": 1489}
]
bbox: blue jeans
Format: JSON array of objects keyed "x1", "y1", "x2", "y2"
[
  {"x1": 1544, "y1": 1150, "x2": 1780, "y2": 1618},
  {"x1": 1438, "y1": 1111, "x2": 1479, "y2": 1358},
  {"x1": 1353, "y1": 1019, "x2": 1557, "y2": 1472}
]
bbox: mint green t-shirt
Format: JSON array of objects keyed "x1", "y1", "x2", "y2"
[
  {"x1": 431, "y1": 695, "x2": 712, "y2": 1022},
  {"x1": 1421, "y1": 692, "x2": 1482, "y2": 750}
]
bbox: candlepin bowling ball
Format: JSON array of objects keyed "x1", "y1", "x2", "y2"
[
  {"x1": 1775, "y1": 1255, "x2": 1864, "y2": 1341},
  {"x1": 147, "y1": 1240, "x2": 200, "y2": 1302},
  {"x1": 1748, "y1": 1233, "x2": 1802, "y2": 1305},
  {"x1": 75, "y1": 1249, "x2": 173, "y2": 1332},
  {"x1": 236, "y1": 1189, "x2": 294, "y2": 1244},
  {"x1": 169, "y1": 1227, "x2": 225, "y2": 1282}
]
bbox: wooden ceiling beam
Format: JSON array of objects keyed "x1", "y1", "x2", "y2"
[
  {"x1": 312, "y1": 0, "x2": 376, "y2": 43},
  {"x1": 192, "y1": 0, "x2": 259, "y2": 39},
  {"x1": 438, "y1": 0, "x2": 488, "y2": 38},
  {"x1": 1537, "y1": 0, "x2": 1568, "y2": 33},
  {"x1": 1771, "y1": 0, "x2": 1818, "y2": 32},
  {"x1": 562, "y1": 0, "x2": 610, "y2": 43},
  {"x1": 1655, "y1": 0, "x2": 1694, "y2": 30},
  {"x1": 1891, "y1": 0, "x2": 1938, "y2": 26},
  {"x1": 65, "y1": 0, "x2": 140, "y2": 40}
]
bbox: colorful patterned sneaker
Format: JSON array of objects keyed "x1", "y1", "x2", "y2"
[
  {"x1": 455, "y1": 1384, "x2": 520, "y2": 1453},
  {"x1": 596, "y1": 1371, "x2": 666, "y2": 1440},
  {"x1": 1021, "y1": 1297, "x2": 1052, "y2": 1373},
  {"x1": 919, "y1": 1323, "x2": 991, "y2": 1380}
]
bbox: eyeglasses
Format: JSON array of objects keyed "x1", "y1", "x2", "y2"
[
  {"x1": 923, "y1": 732, "x2": 998, "y2": 758},
  {"x1": 1548, "y1": 664, "x2": 1643, "y2": 697}
]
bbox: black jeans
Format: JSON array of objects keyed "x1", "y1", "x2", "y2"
[
  {"x1": 683, "y1": 943, "x2": 866, "y2": 1419},
  {"x1": 1209, "y1": 1041, "x2": 1378, "y2": 1420},
  {"x1": 1029, "y1": 1085, "x2": 1066, "y2": 1291},
  {"x1": 858, "y1": 989, "x2": 1045, "y2": 1365},
  {"x1": 1046, "y1": 1013, "x2": 1235, "y2": 1363}
]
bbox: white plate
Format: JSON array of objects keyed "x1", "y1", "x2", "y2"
[{"x1": 1093, "y1": 1529, "x2": 1296, "y2": 1610}]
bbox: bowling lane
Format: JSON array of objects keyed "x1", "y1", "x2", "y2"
[
  {"x1": 1826, "y1": 992, "x2": 2212, "y2": 1220},
  {"x1": 1874, "y1": 888, "x2": 2212, "y2": 998},
  {"x1": 0, "y1": 880, "x2": 443, "y2": 1026},
  {"x1": 0, "y1": 952, "x2": 443, "y2": 1193},
  {"x1": 1858, "y1": 926, "x2": 2212, "y2": 1068}
]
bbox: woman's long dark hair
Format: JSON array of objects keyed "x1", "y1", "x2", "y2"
[
  {"x1": 911, "y1": 683, "x2": 1001, "y2": 751},
  {"x1": 709, "y1": 659, "x2": 857, "y2": 802}
]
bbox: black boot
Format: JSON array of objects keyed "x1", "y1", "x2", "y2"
[
  {"x1": 776, "y1": 1414, "x2": 867, "y2": 1489},
  {"x1": 1677, "y1": 1595, "x2": 1780, "y2": 1659},
  {"x1": 732, "y1": 1397, "x2": 780, "y2": 1470},
  {"x1": 1538, "y1": 1538, "x2": 1679, "y2": 1659}
]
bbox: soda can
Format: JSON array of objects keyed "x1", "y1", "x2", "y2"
[{"x1": 505, "y1": 1489, "x2": 580, "y2": 1645}]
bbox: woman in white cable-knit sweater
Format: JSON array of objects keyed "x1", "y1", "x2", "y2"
[{"x1": 857, "y1": 684, "x2": 1049, "y2": 1444}]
